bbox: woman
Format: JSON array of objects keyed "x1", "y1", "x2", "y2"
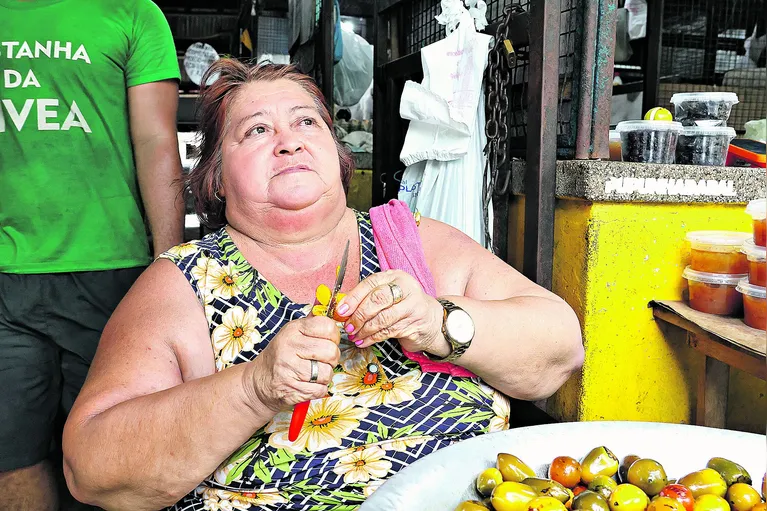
[{"x1": 62, "y1": 60, "x2": 583, "y2": 511}]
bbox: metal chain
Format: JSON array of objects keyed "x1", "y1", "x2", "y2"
[{"x1": 483, "y1": 5, "x2": 521, "y2": 250}]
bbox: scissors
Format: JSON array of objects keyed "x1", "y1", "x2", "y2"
[{"x1": 288, "y1": 239, "x2": 350, "y2": 442}]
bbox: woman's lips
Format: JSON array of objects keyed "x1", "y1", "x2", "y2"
[{"x1": 275, "y1": 165, "x2": 311, "y2": 176}]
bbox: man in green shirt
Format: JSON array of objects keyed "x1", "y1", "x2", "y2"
[{"x1": 0, "y1": 0, "x2": 185, "y2": 508}]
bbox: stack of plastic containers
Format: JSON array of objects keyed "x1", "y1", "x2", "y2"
[
  {"x1": 683, "y1": 232, "x2": 750, "y2": 315},
  {"x1": 670, "y1": 92, "x2": 738, "y2": 167},
  {"x1": 737, "y1": 199, "x2": 766, "y2": 330}
]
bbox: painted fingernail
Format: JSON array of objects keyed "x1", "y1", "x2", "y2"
[
  {"x1": 337, "y1": 303, "x2": 350, "y2": 316},
  {"x1": 354, "y1": 339, "x2": 364, "y2": 346},
  {"x1": 345, "y1": 323, "x2": 355, "y2": 333},
  {"x1": 348, "y1": 333, "x2": 356, "y2": 342}
]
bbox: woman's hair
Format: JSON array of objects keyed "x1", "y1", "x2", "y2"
[{"x1": 188, "y1": 59, "x2": 355, "y2": 229}]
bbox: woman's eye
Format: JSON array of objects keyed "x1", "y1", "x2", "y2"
[
  {"x1": 301, "y1": 118, "x2": 315, "y2": 126},
  {"x1": 246, "y1": 126, "x2": 266, "y2": 137}
]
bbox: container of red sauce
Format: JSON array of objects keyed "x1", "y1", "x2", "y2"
[
  {"x1": 686, "y1": 231, "x2": 750, "y2": 274},
  {"x1": 682, "y1": 267, "x2": 746, "y2": 315},
  {"x1": 745, "y1": 199, "x2": 766, "y2": 247},
  {"x1": 736, "y1": 279, "x2": 766, "y2": 330},
  {"x1": 741, "y1": 238, "x2": 766, "y2": 287}
]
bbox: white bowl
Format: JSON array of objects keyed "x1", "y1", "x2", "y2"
[{"x1": 361, "y1": 421, "x2": 766, "y2": 510}]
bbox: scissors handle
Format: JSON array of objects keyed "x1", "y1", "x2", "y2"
[{"x1": 288, "y1": 400, "x2": 310, "y2": 442}]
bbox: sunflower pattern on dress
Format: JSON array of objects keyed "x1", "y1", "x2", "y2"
[{"x1": 159, "y1": 211, "x2": 511, "y2": 511}]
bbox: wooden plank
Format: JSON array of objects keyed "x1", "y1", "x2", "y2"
[
  {"x1": 685, "y1": 330, "x2": 766, "y2": 380},
  {"x1": 653, "y1": 301, "x2": 765, "y2": 358},
  {"x1": 652, "y1": 307, "x2": 767, "y2": 380},
  {"x1": 696, "y1": 353, "x2": 730, "y2": 428}
]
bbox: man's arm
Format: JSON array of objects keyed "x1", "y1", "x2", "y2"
[{"x1": 128, "y1": 80, "x2": 185, "y2": 256}]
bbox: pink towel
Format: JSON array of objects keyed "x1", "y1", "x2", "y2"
[{"x1": 369, "y1": 200, "x2": 476, "y2": 378}]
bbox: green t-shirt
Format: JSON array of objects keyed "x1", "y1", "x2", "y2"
[{"x1": 0, "y1": 0, "x2": 181, "y2": 273}]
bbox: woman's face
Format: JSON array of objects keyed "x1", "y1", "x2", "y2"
[{"x1": 220, "y1": 79, "x2": 342, "y2": 215}]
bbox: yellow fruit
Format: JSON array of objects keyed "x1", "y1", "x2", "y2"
[
  {"x1": 644, "y1": 107, "x2": 673, "y2": 121},
  {"x1": 648, "y1": 496, "x2": 687, "y2": 511},
  {"x1": 726, "y1": 483, "x2": 762, "y2": 511},
  {"x1": 492, "y1": 482, "x2": 539, "y2": 511},
  {"x1": 528, "y1": 496, "x2": 570, "y2": 511},
  {"x1": 693, "y1": 494, "x2": 729, "y2": 511},
  {"x1": 609, "y1": 484, "x2": 650, "y2": 511}
]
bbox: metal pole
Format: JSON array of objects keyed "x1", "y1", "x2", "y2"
[
  {"x1": 642, "y1": 0, "x2": 664, "y2": 115},
  {"x1": 320, "y1": 0, "x2": 335, "y2": 108},
  {"x1": 590, "y1": 0, "x2": 618, "y2": 159},
  {"x1": 524, "y1": 0, "x2": 560, "y2": 290},
  {"x1": 575, "y1": 0, "x2": 599, "y2": 160}
]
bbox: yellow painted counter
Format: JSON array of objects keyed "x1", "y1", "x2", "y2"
[{"x1": 507, "y1": 161, "x2": 766, "y2": 433}]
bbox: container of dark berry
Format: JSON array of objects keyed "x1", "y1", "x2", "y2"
[
  {"x1": 670, "y1": 92, "x2": 739, "y2": 127},
  {"x1": 616, "y1": 120, "x2": 682, "y2": 164},
  {"x1": 675, "y1": 126, "x2": 736, "y2": 166}
]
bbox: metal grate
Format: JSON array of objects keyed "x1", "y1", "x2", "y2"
[
  {"x1": 258, "y1": 16, "x2": 290, "y2": 56},
  {"x1": 657, "y1": 0, "x2": 766, "y2": 131},
  {"x1": 557, "y1": 0, "x2": 579, "y2": 143},
  {"x1": 405, "y1": 0, "x2": 445, "y2": 53}
]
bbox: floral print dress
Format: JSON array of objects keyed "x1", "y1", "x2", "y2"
[{"x1": 159, "y1": 211, "x2": 511, "y2": 511}]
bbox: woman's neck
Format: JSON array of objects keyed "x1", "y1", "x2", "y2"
[{"x1": 226, "y1": 200, "x2": 354, "y2": 274}]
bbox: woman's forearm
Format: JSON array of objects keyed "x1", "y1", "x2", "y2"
[
  {"x1": 63, "y1": 362, "x2": 273, "y2": 511},
  {"x1": 438, "y1": 295, "x2": 584, "y2": 400}
]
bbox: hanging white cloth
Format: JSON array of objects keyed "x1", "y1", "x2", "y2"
[{"x1": 397, "y1": 1, "x2": 492, "y2": 247}]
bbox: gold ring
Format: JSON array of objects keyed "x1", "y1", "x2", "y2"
[{"x1": 388, "y1": 282, "x2": 403, "y2": 304}]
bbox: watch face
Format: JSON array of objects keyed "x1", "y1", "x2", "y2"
[{"x1": 446, "y1": 309, "x2": 475, "y2": 345}]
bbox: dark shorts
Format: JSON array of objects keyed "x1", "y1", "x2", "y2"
[{"x1": 0, "y1": 267, "x2": 145, "y2": 472}]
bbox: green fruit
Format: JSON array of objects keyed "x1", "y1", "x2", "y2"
[
  {"x1": 706, "y1": 457, "x2": 752, "y2": 487},
  {"x1": 588, "y1": 475, "x2": 618, "y2": 501},
  {"x1": 678, "y1": 469, "x2": 727, "y2": 499},
  {"x1": 498, "y1": 453, "x2": 537, "y2": 483},
  {"x1": 581, "y1": 447, "x2": 620, "y2": 485},
  {"x1": 478, "y1": 468, "x2": 505, "y2": 497},
  {"x1": 627, "y1": 459, "x2": 668, "y2": 497},
  {"x1": 524, "y1": 478, "x2": 572, "y2": 504},
  {"x1": 572, "y1": 491, "x2": 611, "y2": 511}
]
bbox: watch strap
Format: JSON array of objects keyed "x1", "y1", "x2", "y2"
[{"x1": 423, "y1": 299, "x2": 471, "y2": 363}]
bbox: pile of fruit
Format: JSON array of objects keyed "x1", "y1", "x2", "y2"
[{"x1": 454, "y1": 447, "x2": 765, "y2": 511}]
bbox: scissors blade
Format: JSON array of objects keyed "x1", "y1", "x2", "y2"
[{"x1": 327, "y1": 240, "x2": 350, "y2": 317}]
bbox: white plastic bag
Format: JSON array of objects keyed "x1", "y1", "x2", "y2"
[
  {"x1": 625, "y1": 0, "x2": 647, "y2": 40},
  {"x1": 333, "y1": 30, "x2": 373, "y2": 107},
  {"x1": 397, "y1": 2, "x2": 492, "y2": 246}
]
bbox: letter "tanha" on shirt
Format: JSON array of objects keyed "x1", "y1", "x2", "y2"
[{"x1": 0, "y1": 41, "x2": 91, "y2": 64}]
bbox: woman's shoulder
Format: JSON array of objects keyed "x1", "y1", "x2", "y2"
[{"x1": 156, "y1": 228, "x2": 229, "y2": 267}]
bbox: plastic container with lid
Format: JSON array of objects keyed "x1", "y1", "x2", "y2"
[
  {"x1": 609, "y1": 130, "x2": 622, "y2": 161},
  {"x1": 742, "y1": 239, "x2": 766, "y2": 287},
  {"x1": 686, "y1": 231, "x2": 750, "y2": 274},
  {"x1": 683, "y1": 267, "x2": 745, "y2": 315},
  {"x1": 745, "y1": 199, "x2": 766, "y2": 247},
  {"x1": 675, "y1": 126, "x2": 736, "y2": 166},
  {"x1": 670, "y1": 92, "x2": 739, "y2": 127},
  {"x1": 616, "y1": 121, "x2": 682, "y2": 164},
  {"x1": 736, "y1": 279, "x2": 766, "y2": 330}
]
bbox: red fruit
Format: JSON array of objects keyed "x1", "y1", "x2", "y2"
[{"x1": 658, "y1": 484, "x2": 694, "y2": 511}]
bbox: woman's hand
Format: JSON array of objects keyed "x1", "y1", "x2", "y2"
[
  {"x1": 247, "y1": 315, "x2": 341, "y2": 413},
  {"x1": 336, "y1": 270, "x2": 444, "y2": 353}
]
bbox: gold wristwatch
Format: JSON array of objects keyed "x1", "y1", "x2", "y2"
[{"x1": 424, "y1": 299, "x2": 475, "y2": 362}]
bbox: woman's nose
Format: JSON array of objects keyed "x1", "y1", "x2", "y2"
[{"x1": 274, "y1": 130, "x2": 304, "y2": 156}]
